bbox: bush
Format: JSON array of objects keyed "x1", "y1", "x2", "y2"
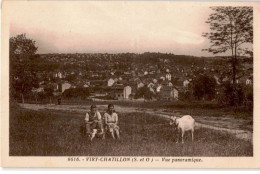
[
  {"x1": 217, "y1": 82, "x2": 253, "y2": 107},
  {"x1": 135, "y1": 86, "x2": 154, "y2": 100},
  {"x1": 244, "y1": 85, "x2": 253, "y2": 108},
  {"x1": 179, "y1": 90, "x2": 194, "y2": 102},
  {"x1": 63, "y1": 87, "x2": 90, "y2": 100},
  {"x1": 192, "y1": 74, "x2": 217, "y2": 100}
]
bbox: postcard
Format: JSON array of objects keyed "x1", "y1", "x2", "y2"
[{"x1": 1, "y1": 0, "x2": 260, "y2": 168}]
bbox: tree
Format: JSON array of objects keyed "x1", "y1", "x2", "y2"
[
  {"x1": 192, "y1": 75, "x2": 217, "y2": 100},
  {"x1": 44, "y1": 85, "x2": 54, "y2": 104},
  {"x1": 10, "y1": 34, "x2": 38, "y2": 59},
  {"x1": 62, "y1": 88, "x2": 90, "y2": 100},
  {"x1": 65, "y1": 73, "x2": 77, "y2": 83},
  {"x1": 202, "y1": 7, "x2": 253, "y2": 84},
  {"x1": 10, "y1": 34, "x2": 39, "y2": 103},
  {"x1": 217, "y1": 82, "x2": 247, "y2": 106},
  {"x1": 135, "y1": 86, "x2": 154, "y2": 101}
]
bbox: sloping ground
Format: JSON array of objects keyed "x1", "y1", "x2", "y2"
[
  {"x1": 19, "y1": 103, "x2": 253, "y2": 141},
  {"x1": 10, "y1": 106, "x2": 253, "y2": 156}
]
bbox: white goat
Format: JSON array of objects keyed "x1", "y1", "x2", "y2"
[{"x1": 170, "y1": 115, "x2": 195, "y2": 144}]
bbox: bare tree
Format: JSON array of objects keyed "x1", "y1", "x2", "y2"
[{"x1": 202, "y1": 7, "x2": 253, "y2": 84}]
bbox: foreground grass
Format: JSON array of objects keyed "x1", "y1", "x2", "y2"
[{"x1": 10, "y1": 106, "x2": 253, "y2": 156}]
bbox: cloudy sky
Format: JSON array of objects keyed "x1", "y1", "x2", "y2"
[{"x1": 7, "y1": 1, "x2": 226, "y2": 56}]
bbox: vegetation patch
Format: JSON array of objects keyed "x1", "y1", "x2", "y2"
[{"x1": 10, "y1": 106, "x2": 253, "y2": 156}]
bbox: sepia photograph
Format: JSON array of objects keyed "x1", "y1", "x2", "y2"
[{"x1": 1, "y1": 0, "x2": 260, "y2": 168}]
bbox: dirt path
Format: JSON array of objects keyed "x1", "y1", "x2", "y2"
[{"x1": 20, "y1": 103, "x2": 252, "y2": 141}]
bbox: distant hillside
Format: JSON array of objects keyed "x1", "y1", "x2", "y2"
[{"x1": 33, "y1": 52, "x2": 252, "y2": 74}]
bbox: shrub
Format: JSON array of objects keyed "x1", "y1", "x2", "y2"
[
  {"x1": 179, "y1": 90, "x2": 194, "y2": 102},
  {"x1": 191, "y1": 74, "x2": 217, "y2": 100},
  {"x1": 62, "y1": 87, "x2": 90, "y2": 100},
  {"x1": 217, "y1": 82, "x2": 253, "y2": 107},
  {"x1": 135, "y1": 86, "x2": 154, "y2": 100}
]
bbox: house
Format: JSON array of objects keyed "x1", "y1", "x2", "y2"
[
  {"x1": 61, "y1": 82, "x2": 71, "y2": 93},
  {"x1": 153, "y1": 79, "x2": 158, "y2": 84},
  {"x1": 58, "y1": 72, "x2": 62, "y2": 78},
  {"x1": 124, "y1": 71, "x2": 131, "y2": 75},
  {"x1": 166, "y1": 73, "x2": 171, "y2": 81},
  {"x1": 246, "y1": 78, "x2": 253, "y2": 85},
  {"x1": 31, "y1": 87, "x2": 44, "y2": 93},
  {"x1": 147, "y1": 82, "x2": 155, "y2": 93},
  {"x1": 53, "y1": 91, "x2": 62, "y2": 97},
  {"x1": 53, "y1": 72, "x2": 58, "y2": 78},
  {"x1": 159, "y1": 85, "x2": 179, "y2": 101},
  {"x1": 173, "y1": 88, "x2": 179, "y2": 100},
  {"x1": 149, "y1": 71, "x2": 155, "y2": 75},
  {"x1": 55, "y1": 83, "x2": 61, "y2": 91},
  {"x1": 156, "y1": 85, "x2": 162, "y2": 93},
  {"x1": 117, "y1": 80, "x2": 128, "y2": 86},
  {"x1": 127, "y1": 80, "x2": 137, "y2": 94},
  {"x1": 85, "y1": 81, "x2": 91, "y2": 86},
  {"x1": 137, "y1": 82, "x2": 144, "y2": 89},
  {"x1": 147, "y1": 82, "x2": 154, "y2": 88},
  {"x1": 114, "y1": 78, "x2": 118, "y2": 83},
  {"x1": 160, "y1": 76, "x2": 166, "y2": 81},
  {"x1": 123, "y1": 86, "x2": 132, "y2": 99},
  {"x1": 183, "y1": 79, "x2": 190, "y2": 88},
  {"x1": 108, "y1": 85, "x2": 132, "y2": 100},
  {"x1": 90, "y1": 80, "x2": 106, "y2": 87},
  {"x1": 107, "y1": 78, "x2": 115, "y2": 87}
]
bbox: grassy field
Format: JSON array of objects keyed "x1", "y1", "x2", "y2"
[{"x1": 9, "y1": 105, "x2": 253, "y2": 156}]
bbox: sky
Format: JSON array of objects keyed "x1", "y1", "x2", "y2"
[{"x1": 8, "y1": 1, "x2": 223, "y2": 56}]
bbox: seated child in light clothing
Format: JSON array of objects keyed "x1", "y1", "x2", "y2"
[{"x1": 104, "y1": 104, "x2": 119, "y2": 139}]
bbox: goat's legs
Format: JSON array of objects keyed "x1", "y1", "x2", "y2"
[
  {"x1": 181, "y1": 131, "x2": 185, "y2": 144},
  {"x1": 176, "y1": 132, "x2": 179, "y2": 143},
  {"x1": 191, "y1": 129, "x2": 194, "y2": 142}
]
